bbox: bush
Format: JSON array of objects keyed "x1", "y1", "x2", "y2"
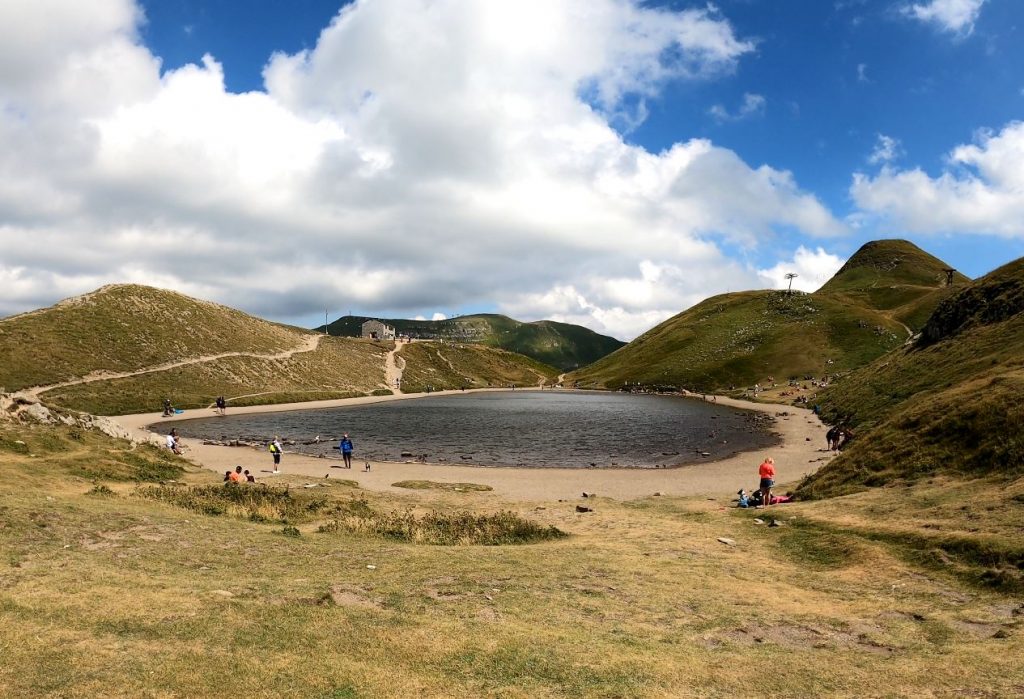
[{"x1": 136, "y1": 483, "x2": 334, "y2": 524}]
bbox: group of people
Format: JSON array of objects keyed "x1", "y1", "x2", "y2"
[
  {"x1": 224, "y1": 465, "x2": 256, "y2": 483},
  {"x1": 825, "y1": 425, "x2": 853, "y2": 451},
  {"x1": 736, "y1": 456, "x2": 793, "y2": 507},
  {"x1": 165, "y1": 428, "x2": 183, "y2": 455}
]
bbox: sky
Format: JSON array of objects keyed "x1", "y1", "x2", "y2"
[{"x1": 1, "y1": 0, "x2": 1023, "y2": 340}]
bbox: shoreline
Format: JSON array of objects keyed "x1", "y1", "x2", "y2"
[{"x1": 111, "y1": 389, "x2": 835, "y2": 502}]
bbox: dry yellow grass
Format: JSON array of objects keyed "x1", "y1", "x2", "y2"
[{"x1": 1, "y1": 423, "x2": 1022, "y2": 697}]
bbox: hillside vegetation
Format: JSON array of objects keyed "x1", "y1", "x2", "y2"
[
  {"x1": 1, "y1": 286, "x2": 559, "y2": 415},
  {"x1": 0, "y1": 284, "x2": 306, "y2": 392},
  {"x1": 2, "y1": 421, "x2": 1022, "y2": 696},
  {"x1": 568, "y1": 240, "x2": 967, "y2": 392},
  {"x1": 322, "y1": 313, "x2": 624, "y2": 371},
  {"x1": 800, "y1": 257, "x2": 1024, "y2": 499}
]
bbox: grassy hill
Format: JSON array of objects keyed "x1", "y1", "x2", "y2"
[
  {"x1": 320, "y1": 313, "x2": 624, "y2": 371},
  {"x1": 2, "y1": 419, "x2": 1022, "y2": 695},
  {"x1": 0, "y1": 286, "x2": 559, "y2": 415},
  {"x1": 800, "y1": 256, "x2": 1024, "y2": 499},
  {"x1": 0, "y1": 284, "x2": 306, "y2": 392},
  {"x1": 568, "y1": 240, "x2": 967, "y2": 392}
]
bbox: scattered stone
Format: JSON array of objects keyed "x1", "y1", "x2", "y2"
[
  {"x1": 653, "y1": 491, "x2": 664, "y2": 497},
  {"x1": 769, "y1": 519, "x2": 784, "y2": 528},
  {"x1": 576, "y1": 505, "x2": 593, "y2": 513},
  {"x1": 992, "y1": 629, "x2": 1011, "y2": 639},
  {"x1": 401, "y1": 451, "x2": 413, "y2": 457},
  {"x1": 366, "y1": 564, "x2": 377, "y2": 570},
  {"x1": 212, "y1": 590, "x2": 234, "y2": 598},
  {"x1": 582, "y1": 491, "x2": 594, "y2": 498},
  {"x1": 753, "y1": 518, "x2": 765, "y2": 525},
  {"x1": 717, "y1": 537, "x2": 736, "y2": 547}
]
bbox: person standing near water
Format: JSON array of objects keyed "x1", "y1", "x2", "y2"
[
  {"x1": 758, "y1": 457, "x2": 776, "y2": 507},
  {"x1": 269, "y1": 437, "x2": 283, "y2": 474},
  {"x1": 339, "y1": 433, "x2": 354, "y2": 469}
]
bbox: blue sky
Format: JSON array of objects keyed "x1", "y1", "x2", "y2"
[{"x1": 1, "y1": 0, "x2": 1023, "y2": 338}]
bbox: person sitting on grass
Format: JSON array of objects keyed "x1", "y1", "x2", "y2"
[
  {"x1": 229, "y1": 465, "x2": 243, "y2": 483},
  {"x1": 223, "y1": 470, "x2": 232, "y2": 483},
  {"x1": 244, "y1": 469, "x2": 255, "y2": 483}
]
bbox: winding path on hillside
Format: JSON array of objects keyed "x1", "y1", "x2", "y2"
[
  {"x1": 26, "y1": 334, "x2": 324, "y2": 398},
  {"x1": 383, "y1": 340, "x2": 406, "y2": 394}
]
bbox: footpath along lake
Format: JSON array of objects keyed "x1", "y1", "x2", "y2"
[{"x1": 172, "y1": 391, "x2": 778, "y2": 469}]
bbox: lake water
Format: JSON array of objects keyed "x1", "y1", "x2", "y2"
[{"x1": 171, "y1": 391, "x2": 777, "y2": 469}]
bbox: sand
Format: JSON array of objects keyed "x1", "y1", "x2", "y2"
[{"x1": 112, "y1": 389, "x2": 835, "y2": 503}]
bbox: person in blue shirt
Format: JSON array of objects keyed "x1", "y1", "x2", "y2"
[{"x1": 339, "y1": 433, "x2": 354, "y2": 469}]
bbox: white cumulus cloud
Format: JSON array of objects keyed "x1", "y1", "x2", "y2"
[
  {"x1": 901, "y1": 0, "x2": 987, "y2": 36},
  {"x1": 852, "y1": 121, "x2": 1024, "y2": 237},
  {"x1": 868, "y1": 134, "x2": 903, "y2": 165},
  {"x1": 756, "y1": 247, "x2": 846, "y2": 293},
  {"x1": 0, "y1": 0, "x2": 844, "y2": 340},
  {"x1": 708, "y1": 92, "x2": 766, "y2": 122}
]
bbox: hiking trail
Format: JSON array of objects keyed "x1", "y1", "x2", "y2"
[
  {"x1": 26, "y1": 334, "x2": 324, "y2": 398},
  {"x1": 384, "y1": 341, "x2": 406, "y2": 394}
]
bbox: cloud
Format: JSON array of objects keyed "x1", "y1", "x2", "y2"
[
  {"x1": 901, "y1": 0, "x2": 987, "y2": 36},
  {"x1": 856, "y1": 63, "x2": 869, "y2": 83},
  {"x1": 756, "y1": 247, "x2": 846, "y2": 293},
  {"x1": 852, "y1": 121, "x2": 1024, "y2": 237},
  {"x1": 0, "y1": 0, "x2": 844, "y2": 340},
  {"x1": 708, "y1": 92, "x2": 766, "y2": 122},
  {"x1": 868, "y1": 134, "x2": 903, "y2": 164}
]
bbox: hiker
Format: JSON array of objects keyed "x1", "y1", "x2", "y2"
[
  {"x1": 244, "y1": 469, "x2": 255, "y2": 483},
  {"x1": 162, "y1": 398, "x2": 172, "y2": 417},
  {"x1": 215, "y1": 396, "x2": 226, "y2": 415},
  {"x1": 269, "y1": 437, "x2": 283, "y2": 473},
  {"x1": 758, "y1": 457, "x2": 776, "y2": 507},
  {"x1": 229, "y1": 465, "x2": 243, "y2": 483},
  {"x1": 339, "y1": 433, "x2": 354, "y2": 469}
]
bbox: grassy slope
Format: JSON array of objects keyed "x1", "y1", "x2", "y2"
[
  {"x1": 322, "y1": 314, "x2": 625, "y2": 371},
  {"x1": 800, "y1": 257, "x2": 1024, "y2": 498},
  {"x1": 569, "y1": 290, "x2": 907, "y2": 391},
  {"x1": 567, "y1": 240, "x2": 967, "y2": 392},
  {"x1": 0, "y1": 284, "x2": 306, "y2": 391},
  {"x1": 42, "y1": 337, "x2": 393, "y2": 415},
  {"x1": 2, "y1": 423, "x2": 1022, "y2": 697},
  {"x1": 399, "y1": 342, "x2": 559, "y2": 392}
]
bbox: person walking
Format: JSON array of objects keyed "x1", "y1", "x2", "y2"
[
  {"x1": 758, "y1": 457, "x2": 776, "y2": 507},
  {"x1": 215, "y1": 396, "x2": 226, "y2": 415},
  {"x1": 339, "y1": 433, "x2": 354, "y2": 469},
  {"x1": 269, "y1": 437, "x2": 283, "y2": 474}
]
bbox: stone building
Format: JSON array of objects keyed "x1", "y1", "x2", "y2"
[{"x1": 361, "y1": 320, "x2": 396, "y2": 340}]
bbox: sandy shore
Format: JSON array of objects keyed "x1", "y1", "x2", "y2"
[{"x1": 112, "y1": 389, "x2": 835, "y2": 503}]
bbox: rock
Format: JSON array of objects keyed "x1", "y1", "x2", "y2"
[
  {"x1": 753, "y1": 518, "x2": 765, "y2": 525},
  {"x1": 717, "y1": 537, "x2": 736, "y2": 547},
  {"x1": 768, "y1": 519, "x2": 784, "y2": 528},
  {"x1": 366, "y1": 564, "x2": 377, "y2": 570},
  {"x1": 653, "y1": 491, "x2": 664, "y2": 497},
  {"x1": 575, "y1": 505, "x2": 593, "y2": 513},
  {"x1": 401, "y1": 451, "x2": 413, "y2": 457},
  {"x1": 582, "y1": 491, "x2": 594, "y2": 498},
  {"x1": 212, "y1": 590, "x2": 234, "y2": 597}
]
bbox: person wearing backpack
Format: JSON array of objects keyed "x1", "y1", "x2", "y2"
[
  {"x1": 269, "y1": 437, "x2": 283, "y2": 474},
  {"x1": 339, "y1": 433, "x2": 354, "y2": 469}
]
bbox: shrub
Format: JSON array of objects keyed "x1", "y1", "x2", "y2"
[{"x1": 320, "y1": 507, "x2": 566, "y2": 546}]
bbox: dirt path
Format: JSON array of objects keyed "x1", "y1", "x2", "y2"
[
  {"x1": 26, "y1": 334, "x2": 323, "y2": 398},
  {"x1": 114, "y1": 389, "x2": 833, "y2": 503},
  {"x1": 383, "y1": 341, "x2": 406, "y2": 394}
]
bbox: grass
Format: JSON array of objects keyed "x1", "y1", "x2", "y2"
[
  {"x1": 2, "y1": 422, "x2": 1023, "y2": 697},
  {"x1": 398, "y1": 341, "x2": 558, "y2": 393},
  {"x1": 569, "y1": 240, "x2": 962, "y2": 393},
  {"x1": 392, "y1": 480, "x2": 494, "y2": 492},
  {"x1": 135, "y1": 483, "x2": 348, "y2": 523},
  {"x1": 323, "y1": 313, "x2": 624, "y2": 371},
  {"x1": 0, "y1": 284, "x2": 305, "y2": 391},
  {"x1": 319, "y1": 508, "x2": 566, "y2": 545}
]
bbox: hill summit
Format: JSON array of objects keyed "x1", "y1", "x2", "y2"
[
  {"x1": 320, "y1": 313, "x2": 624, "y2": 371},
  {"x1": 567, "y1": 239, "x2": 968, "y2": 391}
]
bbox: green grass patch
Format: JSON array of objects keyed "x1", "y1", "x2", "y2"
[
  {"x1": 319, "y1": 508, "x2": 567, "y2": 545},
  {"x1": 391, "y1": 480, "x2": 493, "y2": 492},
  {"x1": 135, "y1": 483, "x2": 351, "y2": 524},
  {"x1": 768, "y1": 518, "x2": 863, "y2": 570}
]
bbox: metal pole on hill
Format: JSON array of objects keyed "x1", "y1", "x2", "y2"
[
  {"x1": 325, "y1": 309, "x2": 328, "y2": 336},
  {"x1": 785, "y1": 273, "x2": 798, "y2": 295}
]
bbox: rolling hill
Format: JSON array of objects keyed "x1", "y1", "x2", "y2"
[
  {"x1": 799, "y1": 255, "x2": 1024, "y2": 498},
  {"x1": 319, "y1": 313, "x2": 624, "y2": 371},
  {"x1": 567, "y1": 239, "x2": 967, "y2": 391},
  {"x1": 0, "y1": 285, "x2": 558, "y2": 415}
]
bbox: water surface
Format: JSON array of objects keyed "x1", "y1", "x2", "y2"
[{"x1": 172, "y1": 391, "x2": 777, "y2": 469}]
